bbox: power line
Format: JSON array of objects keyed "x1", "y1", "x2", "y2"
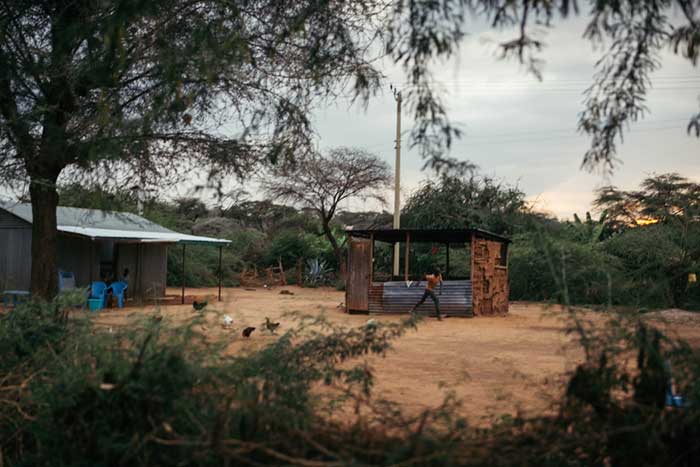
[
  {"x1": 462, "y1": 125, "x2": 688, "y2": 146},
  {"x1": 403, "y1": 75, "x2": 700, "y2": 86},
  {"x1": 464, "y1": 118, "x2": 690, "y2": 140},
  {"x1": 358, "y1": 118, "x2": 692, "y2": 150}
]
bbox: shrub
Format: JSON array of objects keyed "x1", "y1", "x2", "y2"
[{"x1": 2, "y1": 297, "x2": 700, "y2": 465}]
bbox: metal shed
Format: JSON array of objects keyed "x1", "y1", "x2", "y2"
[
  {"x1": 345, "y1": 228, "x2": 511, "y2": 317},
  {"x1": 0, "y1": 201, "x2": 230, "y2": 301}
]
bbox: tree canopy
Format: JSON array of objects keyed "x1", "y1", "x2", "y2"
[
  {"x1": 262, "y1": 146, "x2": 391, "y2": 274},
  {"x1": 2, "y1": 0, "x2": 698, "y2": 296},
  {"x1": 402, "y1": 170, "x2": 528, "y2": 235}
]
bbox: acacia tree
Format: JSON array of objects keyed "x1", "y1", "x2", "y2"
[
  {"x1": 0, "y1": 0, "x2": 391, "y2": 297},
  {"x1": 2, "y1": 0, "x2": 699, "y2": 297},
  {"x1": 262, "y1": 147, "x2": 391, "y2": 275},
  {"x1": 402, "y1": 170, "x2": 528, "y2": 235},
  {"x1": 596, "y1": 173, "x2": 700, "y2": 306}
]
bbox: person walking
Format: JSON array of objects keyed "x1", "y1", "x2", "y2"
[{"x1": 410, "y1": 268, "x2": 443, "y2": 320}]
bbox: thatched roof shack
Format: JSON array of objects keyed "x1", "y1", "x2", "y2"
[{"x1": 345, "y1": 228, "x2": 511, "y2": 317}]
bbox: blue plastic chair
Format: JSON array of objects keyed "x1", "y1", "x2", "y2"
[
  {"x1": 109, "y1": 281, "x2": 128, "y2": 308},
  {"x1": 90, "y1": 282, "x2": 108, "y2": 309}
]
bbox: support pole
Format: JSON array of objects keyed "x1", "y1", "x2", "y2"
[
  {"x1": 181, "y1": 244, "x2": 186, "y2": 305},
  {"x1": 89, "y1": 241, "x2": 94, "y2": 284},
  {"x1": 404, "y1": 232, "x2": 410, "y2": 282},
  {"x1": 446, "y1": 243, "x2": 450, "y2": 280},
  {"x1": 369, "y1": 233, "x2": 374, "y2": 286},
  {"x1": 218, "y1": 245, "x2": 223, "y2": 302},
  {"x1": 392, "y1": 88, "x2": 402, "y2": 276}
]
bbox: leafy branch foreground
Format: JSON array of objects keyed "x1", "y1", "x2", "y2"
[{"x1": 1, "y1": 298, "x2": 700, "y2": 466}]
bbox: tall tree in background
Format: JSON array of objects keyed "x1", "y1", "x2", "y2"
[
  {"x1": 2, "y1": 0, "x2": 699, "y2": 297},
  {"x1": 0, "y1": 0, "x2": 389, "y2": 297},
  {"x1": 262, "y1": 147, "x2": 391, "y2": 276},
  {"x1": 402, "y1": 170, "x2": 528, "y2": 235},
  {"x1": 595, "y1": 173, "x2": 700, "y2": 306},
  {"x1": 595, "y1": 173, "x2": 700, "y2": 229}
]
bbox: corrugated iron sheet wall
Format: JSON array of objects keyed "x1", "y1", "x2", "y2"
[{"x1": 375, "y1": 280, "x2": 473, "y2": 316}]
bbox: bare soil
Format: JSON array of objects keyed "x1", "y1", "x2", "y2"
[{"x1": 90, "y1": 286, "x2": 700, "y2": 426}]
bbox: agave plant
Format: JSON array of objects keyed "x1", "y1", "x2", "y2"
[{"x1": 305, "y1": 258, "x2": 331, "y2": 287}]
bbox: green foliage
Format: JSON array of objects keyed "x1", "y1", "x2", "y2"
[
  {"x1": 509, "y1": 231, "x2": 625, "y2": 305},
  {"x1": 403, "y1": 172, "x2": 700, "y2": 310},
  {"x1": 264, "y1": 229, "x2": 321, "y2": 267},
  {"x1": 568, "y1": 211, "x2": 611, "y2": 244},
  {"x1": 4, "y1": 291, "x2": 700, "y2": 465},
  {"x1": 402, "y1": 172, "x2": 528, "y2": 235}
]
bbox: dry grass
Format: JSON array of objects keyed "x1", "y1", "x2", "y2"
[{"x1": 88, "y1": 287, "x2": 700, "y2": 426}]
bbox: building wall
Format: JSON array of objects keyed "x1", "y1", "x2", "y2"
[
  {"x1": 0, "y1": 209, "x2": 32, "y2": 290},
  {"x1": 470, "y1": 235, "x2": 509, "y2": 315},
  {"x1": 57, "y1": 236, "x2": 99, "y2": 287},
  {"x1": 117, "y1": 243, "x2": 167, "y2": 298},
  {"x1": 1, "y1": 207, "x2": 168, "y2": 296}
]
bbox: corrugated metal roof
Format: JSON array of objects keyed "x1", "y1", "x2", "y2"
[{"x1": 0, "y1": 201, "x2": 230, "y2": 245}]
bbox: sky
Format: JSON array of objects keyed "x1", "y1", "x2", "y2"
[{"x1": 309, "y1": 14, "x2": 699, "y2": 220}]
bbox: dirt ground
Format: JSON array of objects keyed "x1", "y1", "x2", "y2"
[{"x1": 90, "y1": 286, "x2": 700, "y2": 426}]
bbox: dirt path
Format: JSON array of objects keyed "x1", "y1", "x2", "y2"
[{"x1": 90, "y1": 287, "x2": 700, "y2": 425}]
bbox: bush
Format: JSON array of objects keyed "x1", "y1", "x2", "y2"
[
  {"x1": 2, "y1": 297, "x2": 700, "y2": 465},
  {"x1": 509, "y1": 231, "x2": 626, "y2": 305}
]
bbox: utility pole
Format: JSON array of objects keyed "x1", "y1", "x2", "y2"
[{"x1": 391, "y1": 86, "x2": 402, "y2": 277}]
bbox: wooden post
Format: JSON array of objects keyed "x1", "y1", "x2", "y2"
[
  {"x1": 218, "y1": 245, "x2": 223, "y2": 302},
  {"x1": 181, "y1": 244, "x2": 186, "y2": 305},
  {"x1": 446, "y1": 243, "x2": 450, "y2": 280},
  {"x1": 369, "y1": 233, "x2": 374, "y2": 286},
  {"x1": 391, "y1": 241, "x2": 396, "y2": 280},
  {"x1": 89, "y1": 241, "x2": 94, "y2": 284},
  {"x1": 404, "y1": 232, "x2": 410, "y2": 281}
]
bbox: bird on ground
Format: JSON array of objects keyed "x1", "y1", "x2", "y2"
[
  {"x1": 242, "y1": 326, "x2": 256, "y2": 338},
  {"x1": 192, "y1": 300, "x2": 208, "y2": 312},
  {"x1": 264, "y1": 317, "x2": 280, "y2": 334},
  {"x1": 152, "y1": 315, "x2": 163, "y2": 323},
  {"x1": 222, "y1": 315, "x2": 234, "y2": 329}
]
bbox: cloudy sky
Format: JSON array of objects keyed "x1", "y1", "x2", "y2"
[{"x1": 310, "y1": 13, "x2": 699, "y2": 220}]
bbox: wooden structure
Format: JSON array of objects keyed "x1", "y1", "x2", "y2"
[
  {"x1": 0, "y1": 202, "x2": 229, "y2": 301},
  {"x1": 345, "y1": 228, "x2": 510, "y2": 316}
]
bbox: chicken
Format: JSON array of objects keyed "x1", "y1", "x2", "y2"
[
  {"x1": 264, "y1": 317, "x2": 280, "y2": 334},
  {"x1": 222, "y1": 315, "x2": 234, "y2": 329},
  {"x1": 242, "y1": 326, "x2": 256, "y2": 338},
  {"x1": 192, "y1": 300, "x2": 208, "y2": 312}
]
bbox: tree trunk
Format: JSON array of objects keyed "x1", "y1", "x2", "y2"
[
  {"x1": 321, "y1": 219, "x2": 346, "y2": 279},
  {"x1": 29, "y1": 175, "x2": 61, "y2": 299}
]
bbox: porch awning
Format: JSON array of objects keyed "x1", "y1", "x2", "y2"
[
  {"x1": 57, "y1": 225, "x2": 230, "y2": 245},
  {"x1": 0, "y1": 201, "x2": 230, "y2": 246}
]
